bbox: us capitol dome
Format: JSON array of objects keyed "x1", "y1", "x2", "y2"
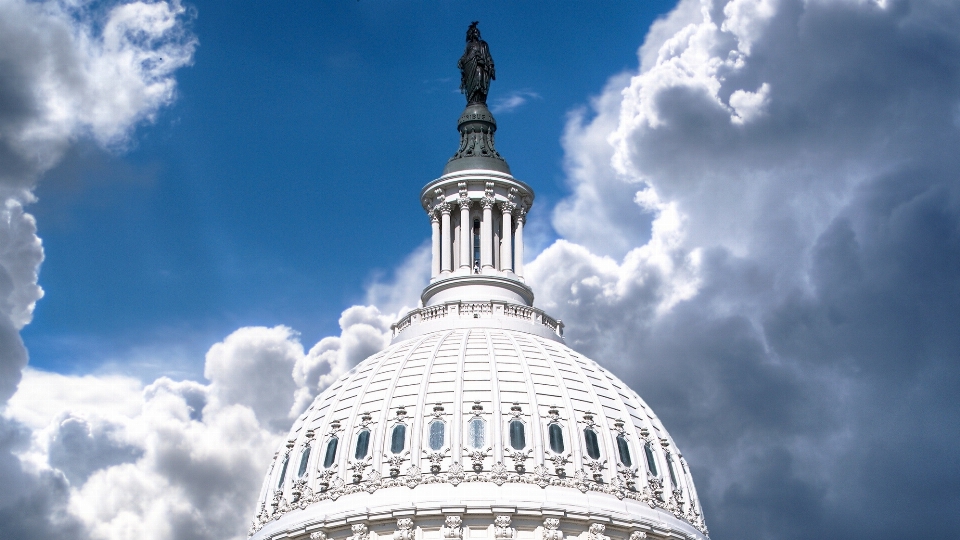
[{"x1": 248, "y1": 23, "x2": 708, "y2": 540}]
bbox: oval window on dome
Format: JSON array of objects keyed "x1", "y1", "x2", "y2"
[
  {"x1": 428, "y1": 420, "x2": 445, "y2": 451},
  {"x1": 509, "y1": 419, "x2": 526, "y2": 450},
  {"x1": 276, "y1": 454, "x2": 289, "y2": 488},
  {"x1": 548, "y1": 423, "x2": 564, "y2": 453},
  {"x1": 583, "y1": 428, "x2": 601, "y2": 459},
  {"x1": 468, "y1": 418, "x2": 485, "y2": 448},
  {"x1": 644, "y1": 441, "x2": 659, "y2": 476},
  {"x1": 616, "y1": 434, "x2": 632, "y2": 467},
  {"x1": 354, "y1": 429, "x2": 370, "y2": 460},
  {"x1": 322, "y1": 437, "x2": 338, "y2": 468},
  {"x1": 390, "y1": 424, "x2": 406, "y2": 454},
  {"x1": 667, "y1": 452, "x2": 679, "y2": 488},
  {"x1": 297, "y1": 446, "x2": 311, "y2": 478}
]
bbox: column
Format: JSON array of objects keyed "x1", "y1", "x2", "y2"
[
  {"x1": 514, "y1": 206, "x2": 526, "y2": 277},
  {"x1": 499, "y1": 202, "x2": 515, "y2": 273},
  {"x1": 439, "y1": 203, "x2": 452, "y2": 274},
  {"x1": 480, "y1": 196, "x2": 495, "y2": 271},
  {"x1": 430, "y1": 210, "x2": 440, "y2": 279},
  {"x1": 458, "y1": 197, "x2": 472, "y2": 272}
]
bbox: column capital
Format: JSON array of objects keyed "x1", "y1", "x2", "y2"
[
  {"x1": 457, "y1": 196, "x2": 472, "y2": 210},
  {"x1": 515, "y1": 206, "x2": 527, "y2": 224},
  {"x1": 430, "y1": 209, "x2": 441, "y2": 223},
  {"x1": 435, "y1": 202, "x2": 452, "y2": 215},
  {"x1": 480, "y1": 196, "x2": 496, "y2": 209},
  {"x1": 498, "y1": 201, "x2": 516, "y2": 215}
]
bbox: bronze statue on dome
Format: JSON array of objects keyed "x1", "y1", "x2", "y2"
[{"x1": 458, "y1": 22, "x2": 496, "y2": 105}]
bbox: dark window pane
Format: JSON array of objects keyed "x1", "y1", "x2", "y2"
[
  {"x1": 644, "y1": 442, "x2": 658, "y2": 476},
  {"x1": 548, "y1": 423, "x2": 564, "y2": 453},
  {"x1": 616, "y1": 434, "x2": 632, "y2": 467},
  {"x1": 277, "y1": 455, "x2": 289, "y2": 488},
  {"x1": 354, "y1": 429, "x2": 370, "y2": 460},
  {"x1": 509, "y1": 420, "x2": 526, "y2": 450},
  {"x1": 584, "y1": 428, "x2": 601, "y2": 459},
  {"x1": 297, "y1": 446, "x2": 311, "y2": 478},
  {"x1": 667, "y1": 452, "x2": 679, "y2": 487},
  {"x1": 468, "y1": 418, "x2": 485, "y2": 448},
  {"x1": 391, "y1": 424, "x2": 406, "y2": 454},
  {"x1": 429, "y1": 421, "x2": 445, "y2": 450},
  {"x1": 323, "y1": 437, "x2": 338, "y2": 468}
]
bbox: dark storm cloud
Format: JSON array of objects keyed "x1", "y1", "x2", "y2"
[{"x1": 529, "y1": 0, "x2": 960, "y2": 538}]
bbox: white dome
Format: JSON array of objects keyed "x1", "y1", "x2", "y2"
[
  {"x1": 248, "y1": 26, "x2": 707, "y2": 540},
  {"x1": 248, "y1": 324, "x2": 708, "y2": 540}
]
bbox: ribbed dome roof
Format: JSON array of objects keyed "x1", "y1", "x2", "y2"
[{"x1": 249, "y1": 327, "x2": 708, "y2": 540}]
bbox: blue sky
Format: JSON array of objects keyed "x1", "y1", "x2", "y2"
[
  {"x1": 3, "y1": 1, "x2": 960, "y2": 539},
  {"x1": 24, "y1": 1, "x2": 672, "y2": 378}
]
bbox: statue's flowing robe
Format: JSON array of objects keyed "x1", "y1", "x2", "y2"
[{"x1": 459, "y1": 40, "x2": 495, "y2": 104}]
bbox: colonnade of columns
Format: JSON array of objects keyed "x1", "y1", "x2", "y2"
[{"x1": 430, "y1": 197, "x2": 525, "y2": 280}]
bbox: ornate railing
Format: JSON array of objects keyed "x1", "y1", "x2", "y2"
[{"x1": 391, "y1": 301, "x2": 563, "y2": 338}]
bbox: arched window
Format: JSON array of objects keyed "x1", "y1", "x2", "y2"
[
  {"x1": 354, "y1": 429, "x2": 370, "y2": 460},
  {"x1": 276, "y1": 454, "x2": 289, "y2": 488},
  {"x1": 428, "y1": 420, "x2": 445, "y2": 450},
  {"x1": 548, "y1": 423, "x2": 565, "y2": 453},
  {"x1": 322, "y1": 437, "x2": 338, "y2": 468},
  {"x1": 390, "y1": 424, "x2": 406, "y2": 454},
  {"x1": 666, "y1": 452, "x2": 679, "y2": 488},
  {"x1": 644, "y1": 442, "x2": 659, "y2": 476},
  {"x1": 616, "y1": 434, "x2": 632, "y2": 467},
  {"x1": 509, "y1": 420, "x2": 526, "y2": 450},
  {"x1": 297, "y1": 446, "x2": 311, "y2": 478},
  {"x1": 583, "y1": 428, "x2": 601, "y2": 459},
  {"x1": 468, "y1": 417, "x2": 485, "y2": 448}
]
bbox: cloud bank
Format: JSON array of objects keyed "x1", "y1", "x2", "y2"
[
  {"x1": 0, "y1": 0, "x2": 196, "y2": 538},
  {"x1": 528, "y1": 0, "x2": 960, "y2": 538}
]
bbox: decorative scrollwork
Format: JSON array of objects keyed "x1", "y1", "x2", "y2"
[
  {"x1": 393, "y1": 518, "x2": 415, "y2": 540},
  {"x1": 587, "y1": 524, "x2": 609, "y2": 540},
  {"x1": 542, "y1": 519, "x2": 562, "y2": 540},
  {"x1": 504, "y1": 446, "x2": 532, "y2": 474},
  {"x1": 441, "y1": 516, "x2": 463, "y2": 540},
  {"x1": 494, "y1": 515, "x2": 515, "y2": 540},
  {"x1": 351, "y1": 524, "x2": 369, "y2": 540}
]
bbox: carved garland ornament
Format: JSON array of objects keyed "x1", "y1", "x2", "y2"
[{"x1": 249, "y1": 458, "x2": 709, "y2": 537}]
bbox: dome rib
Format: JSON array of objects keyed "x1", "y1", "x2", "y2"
[
  {"x1": 506, "y1": 330, "x2": 544, "y2": 468},
  {"x1": 409, "y1": 330, "x2": 456, "y2": 465},
  {"x1": 523, "y1": 331, "x2": 585, "y2": 473},
  {"x1": 363, "y1": 335, "x2": 428, "y2": 478}
]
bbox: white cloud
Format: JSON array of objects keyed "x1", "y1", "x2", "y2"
[
  {"x1": 4, "y1": 312, "x2": 392, "y2": 540},
  {"x1": 491, "y1": 90, "x2": 542, "y2": 114},
  {"x1": 528, "y1": 0, "x2": 960, "y2": 538}
]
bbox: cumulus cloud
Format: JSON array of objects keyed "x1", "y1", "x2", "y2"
[
  {"x1": 528, "y1": 0, "x2": 960, "y2": 538},
  {"x1": 0, "y1": 1, "x2": 195, "y2": 538},
  {"x1": 4, "y1": 313, "x2": 393, "y2": 540}
]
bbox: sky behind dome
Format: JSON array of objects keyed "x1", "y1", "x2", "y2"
[
  {"x1": 23, "y1": 0, "x2": 671, "y2": 379},
  {"x1": 2, "y1": 1, "x2": 960, "y2": 540}
]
